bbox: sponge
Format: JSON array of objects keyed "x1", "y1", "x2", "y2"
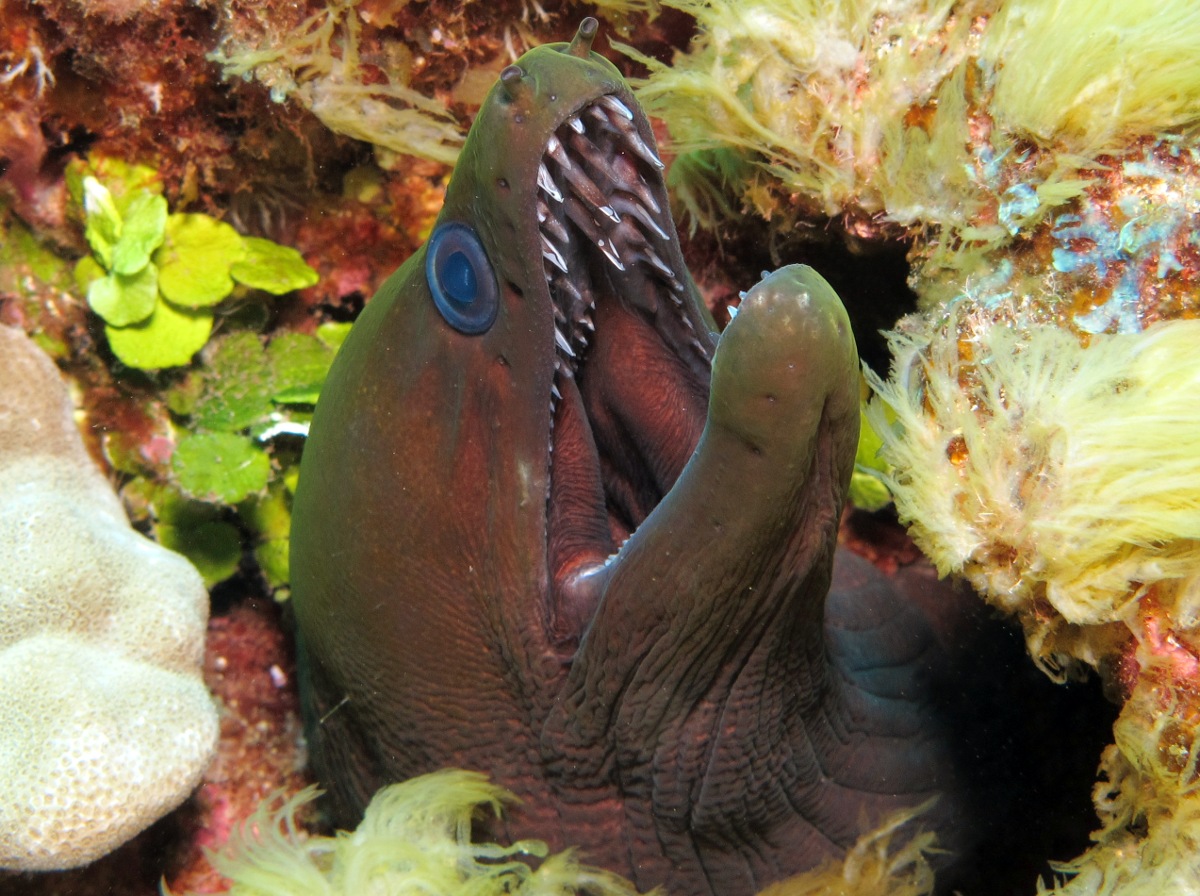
[{"x1": 0, "y1": 325, "x2": 218, "y2": 871}]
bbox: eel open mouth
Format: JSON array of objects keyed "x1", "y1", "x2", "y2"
[{"x1": 536, "y1": 92, "x2": 713, "y2": 645}]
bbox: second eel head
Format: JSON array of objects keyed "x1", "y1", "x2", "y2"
[{"x1": 291, "y1": 19, "x2": 966, "y2": 896}]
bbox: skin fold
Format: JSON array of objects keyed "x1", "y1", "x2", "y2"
[{"x1": 291, "y1": 20, "x2": 992, "y2": 896}]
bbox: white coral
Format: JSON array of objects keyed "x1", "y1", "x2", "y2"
[{"x1": 0, "y1": 326, "x2": 218, "y2": 871}]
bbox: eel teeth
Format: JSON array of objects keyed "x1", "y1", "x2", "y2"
[
  {"x1": 546, "y1": 134, "x2": 573, "y2": 171},
  {"x1": 641, "y1": 246, "x2": 675, "y2": 279},
  {"x1": 538, "y1": 162, "x2": 563, "y2": 202},
  {"x1": 558, "y1": 161, "x2": 620, "y2": 224},
  {"x1": 598, "y1": 94, "x2": 634, "y2": 121},
  {"x1": 612, "y1": 196, "x2": 669, "y2": 241},
  {"x1": 555, "y1": 326, "x2": 576, "y2": 357},
  {"x1": 538, "y1": 90, "x2": 712, "y2": 386},
  {"x1": 625, "y1": 130, "x2": 665, "y2": 171},
  {"x1": 542, "y1": 234, "x2": 569, "y2": 273},
  {"x1": 595, "y1": 237, "x2": 625, "y2": 271}
]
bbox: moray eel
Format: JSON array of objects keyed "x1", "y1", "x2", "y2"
[{"x1": 291, "y1": 20, "x2": 968, "y2": 895}]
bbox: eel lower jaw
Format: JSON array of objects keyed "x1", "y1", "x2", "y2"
[{"x1": 538, "y1": 92, "x2": 712, "y2": 649}]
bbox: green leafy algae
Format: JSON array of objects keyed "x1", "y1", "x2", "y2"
[{"x1": 71, "y1": 162, "x2": 318, "y2": 370}]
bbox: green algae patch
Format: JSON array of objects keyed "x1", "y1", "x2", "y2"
[
  {"x1": 156, "y1": 214, "x2": 244, "y2": 308},
  {"x1": 231, "y1": 237, "x2": 320, "y2": 294},
  {"x1": 849, "y1": 405, "x2": 892, "y2": 513},
  {"x1": 155, "y1": 328, "x2": 345, "y2": 591},
  {"x1": 172, "y1": 432, "x2": 272, "y2": 505},
  {"x1": 105, "y1": 299, "x2": 215, "y2": 370},
  {"x1": 71, "y1": 162, "x2": 318, "y2": 370}
]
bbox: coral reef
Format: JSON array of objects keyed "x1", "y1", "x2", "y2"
[
  {"x1": 0, "y1": 0, "x2": 1170, "y2": 892},
  {"x1": 0, "y1": 325, "x2": 217, "y2": 871}
]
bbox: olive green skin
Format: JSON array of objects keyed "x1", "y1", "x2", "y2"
[{"x1": 291, "y1": 32, "x2": 964, "y2": 896}]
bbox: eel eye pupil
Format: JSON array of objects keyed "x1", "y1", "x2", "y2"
[
  {"x1": 426, "y1": 222, "x2": 498, "y2": 334},
  {"x1": 442, "y1": 250, "x2": 477, "y2": 303}
]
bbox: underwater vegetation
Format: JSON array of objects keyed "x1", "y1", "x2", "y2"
[{"x1": 0, "y1": 0, "x2": 1191, "y2": 895}]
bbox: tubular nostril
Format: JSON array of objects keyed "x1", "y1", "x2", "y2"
[
  {"x1": 568, "y1": 17, "x2": 599, "y2": 59},
  {"x1": 500, "y1": 64, "x2": 527, "y2": 102}
]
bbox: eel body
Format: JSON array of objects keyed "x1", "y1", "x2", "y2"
[{"x1": 292, "y1": 20, "x2": 968, "y2": 895}]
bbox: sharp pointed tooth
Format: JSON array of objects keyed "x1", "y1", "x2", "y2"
[
  {"x1": 596, "y1": 237, "x2": 625, "y2": 271},
  {"x1": 567, "y1": 115, "x2": 585, "y2": 134},
  {"x1": 538, "y1": 163, "x2": 563, "y2": 202},
  {"x1": 541, "y1": 210, "x2": 570, "y2": 245},
  {"x1": 560, "y1": 164, "x2": 615, "y2": 222},
  {"x1": 555, "y1": 326, "x2": 576, "y2": 357},
  {"x1": 612, "y1": 197, "x2": 669, "y2": 240},
  {"x1": 599, "y1": 102, "x2": 665, "y2": 171},
  {"x1": 551, "y1": 381, "x2": 562, "y2": 400},
  {"x1": 586, "y1": 105, "x2": 614, "y2": 130},
  {"x1": 642, "y1": 247, "x2": 675, "y2": 278},
  {"x1": 537, "y1": 201, "x2": 548, "y2": 223},
  {"x1": 581, "y1": 316, "x2": 595, "y2": 332},
  {"x1": 599, "y1": 94, "x2": 634, "y2": 121},
  {"x1": 541, "y1": 234, "x2": 568, "y2": 273},
  {"x1": 546, "y1": 135, "x2": 573, "y2": 171}
]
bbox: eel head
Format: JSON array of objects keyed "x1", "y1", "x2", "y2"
[{"x1": 291, "y1": 20, "x2": 963, "y2": 896}]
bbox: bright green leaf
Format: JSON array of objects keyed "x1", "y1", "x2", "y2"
[
  {"x1": 316, "y1": 320, "x2": 353, "y2": 352},
  {"x1": 254, "y1": 538, "x2": 290, "y2": 590},
  {"x1": 74, "y1": 255, "x2": 106, "y2": 293},
  {"x1": 87, "y1": 266, "x2": 159, "y2": 326},
  {"x1": 156, "y1": 213, "x2": 244, "y2": 307},
  {"x1": 282, "y1": 464, "x2": 300, "y2": 494},
  {"x1": 159, "y1": 519, "x2": 243, "y2": 587},
  {"x1": 105, "y1": 299, "x2": 213, "y2": 369},
  {"x1": 111, "y1": 191, "x2": 168, "y2": 275},
  {"x1": 272, "y1": 384, "x2": 322, "y2": 405},
  {"x1": 269, "y1": 332, "x2": 333, "y2": 397},
  {"x1": 231, "y1": 236, "x2": 319, "y2": 294},
  {"x1": 82, "y1": 176, "x2": 122, "y2": 269},
  {"x1": 848, "y1": 405, "x2": 893, "y2": 512},
  {"x1": 187, "y1": 332, "x2": 275, "y2": 432},
  {"x1": 241, "y1": 484, "x2": 292, "y2": 541},
  {"x1": 67, "y1": 155, "x2": 161, "y2": 211},
  {"x1": 172, "y1": 431, "x2": 271, "y2": 504}
]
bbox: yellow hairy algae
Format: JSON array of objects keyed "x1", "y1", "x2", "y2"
[
  {"x1": 186, "y1": 769, "x2": 644, "y2": 896},
  {"x1": 865, "y1": 313, "x2": 1200, "y2": 671},
  {"x1": 629, "y1": 0, "x2": 1200, "y2": 242}
]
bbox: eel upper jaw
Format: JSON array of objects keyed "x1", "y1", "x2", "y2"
[{"x1": 534, "y1": 91, "x2": 714, "y2": 649}]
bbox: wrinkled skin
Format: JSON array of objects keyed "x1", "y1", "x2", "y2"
[{"x1": 292, "y1": 23, "x2": 973, "y2": 896}]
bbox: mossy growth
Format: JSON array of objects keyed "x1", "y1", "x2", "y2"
[
  {"x1": 46, "y1": 155, "x2": 345, "y2": 595},
  {"x1": 129, "y1": 323, "x2": 350, "y2": 593},
  {"x1": 184, "y1": 769, "x2": 644, "y2": 896},
  {"x1": 68, "y1": 156, "x2": 318, "y2": 370}
]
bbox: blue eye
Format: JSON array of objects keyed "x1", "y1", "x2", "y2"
[{"x1": 426, "y1": 221, "x2": 498, "y2": 334}]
